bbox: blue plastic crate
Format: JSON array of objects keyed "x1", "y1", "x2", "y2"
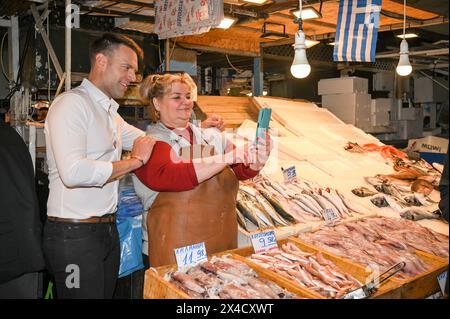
[{"x1": 420, "y1": 152, "x2": 446, "y2": 165}]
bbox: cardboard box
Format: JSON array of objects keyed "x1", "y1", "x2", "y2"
[
  {"x1": 318, "y1": 77, "x2": 368, "y2": 95},
  {"x1": 407, "y1": 136, "x2": 449, "y2": 154},
  {"x1": 322, "y1": 93, "x2": 371, "y2": 125}
]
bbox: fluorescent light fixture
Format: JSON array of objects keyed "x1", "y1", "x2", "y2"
[
  {"x1": 396, "y1": 39, "x2": 412, "y2": 76},
  {"x1": 326, "y1": 41, "x2": 335, "y2": 46},
  {"x1": 305, "y1": 39, "x2": 319, "y2": 48},
  {"x1": 396, "y1": 33, "x2": 418, "y2": 39},
  {"x1": 291, "y1": 30, "x2": 311, "y2": 79},
  {"x1": 291, "y1": 7, "x2": 322, "y2": 20},
  {"x1": 216, "y1": 17, "x2": 236, "y2": 29}
]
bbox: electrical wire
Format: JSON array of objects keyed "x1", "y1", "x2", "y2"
[
  {"x1": 225, "y1": 54, "x2": 244, "y2": 74},
  {"x1": 1, "y1": 32, "x2": 11, "y2": 83},
  {"x1": 403, "y1": 0, "x2": 406, "y2": 39}
]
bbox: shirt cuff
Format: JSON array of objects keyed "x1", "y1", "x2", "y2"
[{"x1": 94, "y1": 160, "x2": 113, "y2": 186}]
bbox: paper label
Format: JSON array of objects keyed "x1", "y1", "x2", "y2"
[
  {"x1": 282, "y1": 166, "x2": 297, "y2": 183},
  {"x1": 342, "y1": 287, "x2": 368, "y2": 299},
  {"x1": 250, "y1": 230, "x2": 278, "y2": 254},
  {"x1": 437, "y1": 270, "x2": 448, "y2": 295},
  {"x1": 174, "y1": 242, "x2": 207, "y2": 270},
  {"x1": 323, "y1": 208, "x2": 339, "y2": 222}
]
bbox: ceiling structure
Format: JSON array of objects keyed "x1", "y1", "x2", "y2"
[{"x1": 1, "y1": 0, "x2": 448, "y2": 74}]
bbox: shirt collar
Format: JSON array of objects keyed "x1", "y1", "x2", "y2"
[{"x1": 80, "y1": 79, "x2": 119, "y2": 114}]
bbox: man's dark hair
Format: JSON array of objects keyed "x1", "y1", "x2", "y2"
[{"x1": 89, "y1": 33, "x2": 144, "y2": 65}]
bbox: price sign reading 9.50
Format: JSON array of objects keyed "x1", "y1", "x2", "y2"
[
  {"x1": 250, "y1": 230, "x2": 278, "y2": 254},
  {"x1": 174, "y1": 242, "x2": 208, "y2": 270}
]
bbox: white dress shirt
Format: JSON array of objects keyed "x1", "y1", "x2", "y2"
[{"x1": 45, "y1": 79, "x2": 144, "y2": 219}]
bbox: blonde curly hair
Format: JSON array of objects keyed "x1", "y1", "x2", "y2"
[{"x1": 140, "y1": 73, "x2": 196, "y2": 107}]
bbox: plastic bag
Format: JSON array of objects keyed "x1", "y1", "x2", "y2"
[{"x1": 117, "y1": 215, "x2": 144, "y2": 278}]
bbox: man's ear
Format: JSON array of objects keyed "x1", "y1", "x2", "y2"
[{"x1": 95, "y1": 53, "x2": 108, "y2": 71}]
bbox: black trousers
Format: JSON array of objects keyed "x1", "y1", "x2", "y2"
[{"x1": 43, "y1": 220, "x2": 120, "y2": 299}]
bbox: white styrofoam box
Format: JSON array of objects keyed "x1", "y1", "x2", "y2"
[
  {"x1": 407, "y1": 136, "x2": 448, "y2": 154},
  {"x1": 373, "y1": 72, "x2": 394, "y2": 93},
  {"x1": 370, "y1": 98, "x2": 392, "y2": 114},
  {"x1": 371, "y1": 112, "x2": 390, "y2": 127},
  {"x1": 322, "y1": 93, "x2": 371, "y2": 125},
  {"x1": 318, "y1": 77, "x2": 369, "y2": 95},
  {"x1": 398, "y1": 107, "x2": 422, "y2": 121},
  {"x1": 423, "y1": 103, "x2": 437, "y2": 129},
  {"x1": 414, "y1": 76, "x2": 448, "y2": 103},
  {"x1": 392, "y1": 119, "x2": 423, "y2": 140}
]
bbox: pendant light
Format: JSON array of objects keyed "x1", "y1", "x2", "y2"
[
  {"x1": 396, "y1": 0, "x2": 412, "y2": 76},
  {"x1": 290, "y1": 0, "x2": 311, "y2": 79}
]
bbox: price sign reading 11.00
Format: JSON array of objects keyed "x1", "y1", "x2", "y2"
[
  {"x1": 250, "y1": 230, "x2": 278, "y2": 254},
  {"x1": 174, "y1": 242, "x2": 208, "y2": 270}
]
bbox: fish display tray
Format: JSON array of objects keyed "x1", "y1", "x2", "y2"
[
  {"x1": 289, "y1": 237, "x2": 448, "y2": 299},
  {"x1": 231, "y1": 238, "x2": 402, "y2": 299},
  {"x1": 390, "y1": 251, "x2": 448, "y2": 299},
  {"x1": 143, "y1": 251, "x2": 318, "y2": 299}
]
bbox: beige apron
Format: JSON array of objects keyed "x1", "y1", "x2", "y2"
[{"x1": 147, "y1": 144, "x2": 239, "y2": 267}]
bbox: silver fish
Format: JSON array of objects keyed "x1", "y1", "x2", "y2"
[
  {"x1": 370, "y1": 195, "x2": 389, "y2": 208},
  {"x1": 400, "y1": 208, "x2": 441, "y2": 221}
]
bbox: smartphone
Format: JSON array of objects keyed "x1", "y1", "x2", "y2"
[{"x1": 255, "y1": 108, "x2": 271, "y2": 143}]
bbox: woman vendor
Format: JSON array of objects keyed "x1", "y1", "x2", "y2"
[{"x1": 132, "y1": 73, "x2": 272, "y2": 266}]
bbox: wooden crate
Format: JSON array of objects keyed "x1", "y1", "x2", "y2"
[
  {"x1": 290, "y1": 237, "x2": 448, "y2": 299},
  {"x1": 143, "y1": 252, "x2": 317, "y2": 299},
  {"x1": 232, "y1": 238, "x2": 402, "y2": 299},
  {"x1": 391, "y1": 251, "x2": 448, "y2": 299}
]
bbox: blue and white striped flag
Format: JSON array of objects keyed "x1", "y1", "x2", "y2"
[{"x1": 333, "y1": 0, "x2": 382, "y2": 62}]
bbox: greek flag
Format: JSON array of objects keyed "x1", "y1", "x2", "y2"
[{"x1": 333, "y1": 0, "x2": 382, "y2": 62}]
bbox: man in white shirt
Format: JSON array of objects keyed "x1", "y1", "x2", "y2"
[{"x1": 44, "y1": 33, "x2": 155, "y2": 298}]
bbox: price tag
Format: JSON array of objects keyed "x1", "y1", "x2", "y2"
[
  {"x1": 250, "y1": 230, "x2": 278, "y2": 254},
  {"x1": 174, "y1": 242, "x2": 208, "y2": 270},
  {"x1": 341, "y1": 287, "x2": 369, "y2": 299},
  {"x1": 437, "y1": 270, "x2": 448, "y2": 295},
  {"x1": 282, "y1": 166, "x2": 297, "y2": 183},
  {"x1": 323, "y1": 208, "x2": 339, "y2": 222}
]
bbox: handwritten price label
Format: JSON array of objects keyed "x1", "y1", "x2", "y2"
[
  {"x1": 323, "y1": 208, "x2": 339, "y2": 222},
  {"x1": 174, "y1": 242, "x2": 207, "y2": 270},
  {"x1": 437, "y1": 270, "x2": 448, "y2": 295},
  {"x1": 282, "y1": 166, "x2": 297, "y2": 183},
  {"x1": 250, "y1": 230, "x2": 278, "y2": 254}
]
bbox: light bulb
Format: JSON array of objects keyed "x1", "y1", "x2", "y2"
[
  {"x1": 396, "y1": 39, "x2": 412, "y2": 76},
  {"x1": 291, "y1": 30, "x2": 311, "y2": 78}
]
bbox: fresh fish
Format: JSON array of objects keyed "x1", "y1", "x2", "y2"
[
  {"x1": 254, "y1": 193, "x2": 291, "y2": 226},
  {"x1": 236, "y1": 198, "x2": 262, "y2": 228},
  {"x1": 403, "y1": 195, "x2": 422, "y2": 206},
  {"x1": 352, "y1": 187, "x2": 378, "y2": 197},
  {"x1": 336, "y1": 190, "x2": 367, "y2": 215},
  {"x1": 235, "y1": 208, "x2": 248, "y2": 231},
  {"x1": 257, "y1": 188, "x2": 296, "y2": 223},
  {"x1": 370, "y1": 195, "x2": 389, "y2": 208},
  {"x1": 400, "y1": 208, "x2": 442, "y2": 221}
]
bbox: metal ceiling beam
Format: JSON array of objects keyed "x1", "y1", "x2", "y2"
[
  {"x1": 376, "y1": 48, "x2": 449, "y2": 58},
  {"x1": 260, "y1": 15, "x2": 448, "y2": 45},
  {"x1": 79, "y1": 5, "x2": 155, "y2": 22}
]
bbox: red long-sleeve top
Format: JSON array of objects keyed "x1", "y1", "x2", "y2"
[{"x1": 134, "y1": 127, "x2": 259, "y2": 192}]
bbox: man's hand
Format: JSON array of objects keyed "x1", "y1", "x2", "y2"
[
  {"x1": 131, "y1": 136, "x2": 156, "y2": 165},
  {"x1": 201, "y1": 114, "x2": 225, "y2": 131}
]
